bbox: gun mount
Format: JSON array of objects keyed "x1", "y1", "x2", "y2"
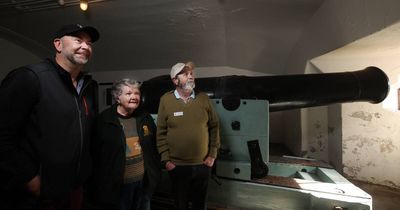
[{"x1": 142, "y1": 67, "x2": 389, "y2": 210}]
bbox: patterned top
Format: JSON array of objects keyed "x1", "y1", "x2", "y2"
[{"x1": 119, "y1": 115, "x2": 144, "y2": 183}]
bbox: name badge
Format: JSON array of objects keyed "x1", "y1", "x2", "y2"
[{"x1": 174, "y1": 111, "x2": 183, "y2": 116}]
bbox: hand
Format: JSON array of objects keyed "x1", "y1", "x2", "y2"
[
  {"x1": 203, "y1": 156, "x2": 215, "y2": 167},
  {"x1": 27, "y1": 175, "x2": 40, "y2": 197},
  {"x1": 165, "y1": 161, "x2": 176, "y2": 171}
]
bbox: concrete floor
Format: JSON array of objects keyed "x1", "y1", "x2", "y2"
[
  {"x1": 351, "y1": 180, "x2": 400, "y2": 210},
  {"x1": 153, "y1": 180, "x2": 400, "y2": 210}
]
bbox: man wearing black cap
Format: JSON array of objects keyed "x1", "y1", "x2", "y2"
[{"x1": 0, "y1": 24, "x2": 100, "y2": 210}]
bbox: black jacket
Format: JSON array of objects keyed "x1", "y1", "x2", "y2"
[
  {"x1": 88, "y1": 104, "x2": 161, "y2": 207},
  {"x1": 0, "y1": 58, "x2": 98, "y2": 201}
]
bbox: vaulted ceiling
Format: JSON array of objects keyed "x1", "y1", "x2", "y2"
[
  {"x1": 1, "y1": 0, "x2": 400, "y2": 76},
  {"x1": 0, "y1": 0, "x2": 325, "y2": 74}
]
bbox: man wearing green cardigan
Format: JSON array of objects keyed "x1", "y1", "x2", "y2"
[{"x1": 156, "y1": 61, "x2": 220, "y2": 210}]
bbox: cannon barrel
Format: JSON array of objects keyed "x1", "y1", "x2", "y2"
[{"x1": 140, "y1": 66, "x2": 389, "y2": 113}]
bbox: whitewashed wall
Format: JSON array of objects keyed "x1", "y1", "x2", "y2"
[
  {"x1": 310, "y1": 22, "x2": 400, "y2": 189},
  {"x1": 284, "y1": 0, "x2": 400, "y2": 189}
]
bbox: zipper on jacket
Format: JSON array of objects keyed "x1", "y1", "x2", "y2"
[
  {"x1": 82, "y1": 96, "x2": 89, "y2": 116},
  {"x1": 74, "y1": 96, "x2": 84, "y2": 177},
  {"x1": 74, "y1": 77, "x2": 93, "y2": 177}
]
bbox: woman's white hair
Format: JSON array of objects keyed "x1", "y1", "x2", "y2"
[{"x1": 111, "y1": 78, "x2": 141, "y2": 101}]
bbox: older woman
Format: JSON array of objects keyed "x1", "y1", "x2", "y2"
[{"x1": 87, "y1": 78, "x2": 160, "y2": 210}]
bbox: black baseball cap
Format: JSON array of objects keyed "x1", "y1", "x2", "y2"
[{"x1": 54, "y1": 24, "x2": 100, "y2": 42}]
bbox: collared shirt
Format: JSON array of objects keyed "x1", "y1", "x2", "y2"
[{"x1": 174, "y1": 89, "x2": 195, "y2": 102}]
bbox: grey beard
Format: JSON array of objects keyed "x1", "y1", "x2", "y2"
[
  {"x1": 66, "y1": 53, "x2": 89, "y2": 65},
  {"x1": 182, "y1": 81, "x2": 195, "y2": 91}
]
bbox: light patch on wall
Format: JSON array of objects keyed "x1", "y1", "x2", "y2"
[{"x1": 382, "y1": 75, "x2": 400, "y2": 111}]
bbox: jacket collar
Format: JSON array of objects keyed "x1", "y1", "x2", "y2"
[
  {"x1": 46, "y1": 58, "x2": 93, "y2": 94},
  {"x1": 102, "y1": 104, "x2": 147, "y2": 126}
]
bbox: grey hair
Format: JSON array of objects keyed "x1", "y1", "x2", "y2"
[{"x1": 111, "y1": 78, "x2": 141, "y2": 101}]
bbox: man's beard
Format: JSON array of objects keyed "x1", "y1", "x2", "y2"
[
  {"x1": 61, "y1": 41, "x2": 90, "y2": 65},
  {"x1": 179, "y1": 80, "x2": 195, "y2": 91},
  {"x1": 68, "y1": 54, "x2": 89, "y2": 65}
]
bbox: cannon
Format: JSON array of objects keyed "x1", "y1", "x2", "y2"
[
  {"x1": 141, "y1": 66, "x2": 388, "y2": 113},
  {"x1": 140, "y1": 67, "x2": 389, "y2": 210}
]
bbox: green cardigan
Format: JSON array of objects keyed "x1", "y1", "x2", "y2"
[{"x1": 156, "y1": 91, "x2": 220, "y2": 165}]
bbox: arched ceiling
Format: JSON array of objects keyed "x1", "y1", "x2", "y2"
[{"x1": 0, "y1": 0, "x2": 325, "y2": 74}]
